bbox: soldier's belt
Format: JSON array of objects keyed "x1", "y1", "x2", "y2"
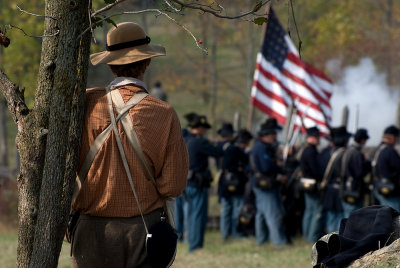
[{"x1": 300, "y1": 178, "x2": 317, "y2": 191}]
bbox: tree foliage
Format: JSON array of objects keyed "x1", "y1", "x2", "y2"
[
  {"x1": 0, "y1": 1, "x2": 44, "y2": 107},
  {"x1": 276, "y1": 0, "x2": 400, "y2": 85}
]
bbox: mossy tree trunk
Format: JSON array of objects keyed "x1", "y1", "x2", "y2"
[
  {"x1": 0, "y1": 0, "x2": 91, "y2": 267},
  {"x1": 0, "y1": 98, "x2": 7, "y2": 166}
]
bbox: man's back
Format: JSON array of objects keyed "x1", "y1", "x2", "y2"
[{"x1": 73, "y1": 84, "x2": 188, "y2": 217}]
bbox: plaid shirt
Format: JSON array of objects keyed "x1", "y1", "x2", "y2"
[{"x1": 73, "y1": 84, "x2": 188, "y2": 217}]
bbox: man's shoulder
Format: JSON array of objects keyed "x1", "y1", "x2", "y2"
[
  {"x1": 303, "y1": 144, "x2": 316, "y2": 153},
  {"x1": 142, "y1": 94, "x2": 174, "y2": 113},
  {"x1": 382, "y1": 144, "x2": 400, "y2": 157},
  {"x1": 302, "y1": 145, "x2": 317, "y2": 158},
  {"x1": 86, "y1": 87, "x2": 106, "y2": 93},
  {"x1": 85, "y1": 87, "x2": 106, "y2": 100},
  {"x1": 251, "y1": 140, "x2": 265, "y2": 153}
]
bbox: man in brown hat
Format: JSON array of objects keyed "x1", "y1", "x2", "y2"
[{"x1": 71, "y1": 22, "x2": 189, "y2": 267}]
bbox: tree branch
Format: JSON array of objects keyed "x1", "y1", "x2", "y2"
[
  {"x1": 80, "y1": 9, "x2": 208, "y2": 54},
  {"x1": 87, "y1": 1, "x2": 272, "y2": 54},
  {"x1": 168, "y1": 0, "x2": 271, "y2": 19},
  {"x1": 16, "y1": 5, "x2": 57, "y2": 20},
  {"x1": 164, "y1": 0, "x2": 223, "y2": 13},
  {"x1": 0, "y1": 70, "x2": 29, "y2": 124},
  {"x1": 92, "y1": 1, "x2": 270, "y2": 21},
  {"x1": 91, "y1": 0, "x2": 130, "y2": 18},
  {"x1": 8, "y1": 24, "x2": 59, "y2": 38},
  {"x1": 88, "y1": 1, "x2": 97, "y2": 44}
]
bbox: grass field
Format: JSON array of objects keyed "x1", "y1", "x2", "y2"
[{"x1": 0, "y1": 228, "x2": 313, "y2": 268}]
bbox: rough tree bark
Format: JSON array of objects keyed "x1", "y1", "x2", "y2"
[
  {"x1": 0, "y1": 98, "x2": 7, "y2": 166},
  {"x1": 0, "y1": 0, "x2": 91, "y2": 267}
]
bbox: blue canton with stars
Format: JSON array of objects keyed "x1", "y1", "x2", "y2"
[{"x1": 261, "y1": 9, "x2": 288, "y2": 70}]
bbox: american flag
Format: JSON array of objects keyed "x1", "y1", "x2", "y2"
[{"x1": 251, "y1": 8, "x2": 333, "y2": 135}]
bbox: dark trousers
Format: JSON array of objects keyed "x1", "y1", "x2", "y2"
[{"x1": 71, "y1": 208, "x2": 163, "y2": 268}]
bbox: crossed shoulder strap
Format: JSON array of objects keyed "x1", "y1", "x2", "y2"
[
  {"x1": 107, "y1": 87, "x2": 175, "y2": 229},
  {"x1": 71, "y1": 87, "x2": 148, "y2": 205}
]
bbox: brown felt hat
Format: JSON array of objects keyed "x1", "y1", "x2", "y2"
[{"x1": 90, "y1": 22, "x2": 166, "y2": 66}]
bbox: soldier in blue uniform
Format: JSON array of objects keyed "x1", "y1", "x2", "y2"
[
  {"x1": 215, "y1": 123, "x2": 234, "y2": 186},
  {"x1": 299, "y1": 126, "x2": 324, "y2": 243},
  {"x1": 321, "y1": 126, "x2": 352, "y2": 233},
  {"x1": 372, "y1": 125, "x2": 400, "y2": 211},
  {"x1": 215, "y1": 123, "x2": 235, "y2": 169},
  {"x1": 340, "y1": 128, "x2": 371, "y2": 217},
  {"x1": 184, "y1": 113, "x2": 223, "y2": 252},
  {"x1": 217, "y1": 126, "x2": 252, "y2": 240},
  {"x1": 250, "y1": 118, "x2": 288, "y2": 246}
]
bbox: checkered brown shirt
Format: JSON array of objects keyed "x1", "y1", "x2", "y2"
[{"x1": 72, "y1": 85, "x2": 189, "y2": 217}]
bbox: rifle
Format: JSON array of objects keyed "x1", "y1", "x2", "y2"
[{"x1": 282, "y1": 104, "x2": 298, "y2": 167}]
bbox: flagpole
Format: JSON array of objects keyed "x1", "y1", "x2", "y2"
[{"x1": 247, "y1": 2, "x2": 272, "y2": 132}]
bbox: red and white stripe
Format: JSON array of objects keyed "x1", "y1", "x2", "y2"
[{"x1": 251, "y1": 35, "x2": 333, "y2": 135}]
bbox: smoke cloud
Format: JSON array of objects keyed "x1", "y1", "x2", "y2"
[{"x1": 329, "y1": 58, "x2": 399, "y2": 146}]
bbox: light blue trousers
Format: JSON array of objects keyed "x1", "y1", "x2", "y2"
[
  {"x1": 253, "y1": 187, "x2": 287, "y2": 246},
  {"x1": 186, "y1": 186, "x2": 208, "y2": 252},
  {"x1": 302, "y1": 192, "x2": 324, "y2": 243},
  {"x1": 220, "y1": 195, "x2": 244, "y2": 239}
]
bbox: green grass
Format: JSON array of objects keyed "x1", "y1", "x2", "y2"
[{"x1": 0, "y1": 229, "x2": 312, "y2": 268}]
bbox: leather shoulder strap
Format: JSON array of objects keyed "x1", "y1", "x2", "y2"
[
  {"x1": 320, "y1": 147, "x2": 345, "y2": 190},
  {"x1": 372, "y1": 143, "x2": 388, "y2": 178}
]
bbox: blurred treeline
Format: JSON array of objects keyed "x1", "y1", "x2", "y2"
[{"x1": 1, "y1": 0, "x2": 400, "y2": 168}]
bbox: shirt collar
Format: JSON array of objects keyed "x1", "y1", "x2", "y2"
[{"x1": 108, "y1": 77, "x2": 147, "y2": 91}]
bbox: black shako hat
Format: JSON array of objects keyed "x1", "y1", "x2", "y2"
[
  {"x1": 330, "y1": 126, "x2": 352, "y2": 144},
  {"x1": 306, "y1": 126, "x2": 320, "y2": 137},
  {"x1": 258, "y1": 117, "x2": 282, "y2": 136},
  {"x1": 217, "y1": 123, "x2": 234, "y2": 137},
  {"x1": 354, "y1": 128, "x2": 369, "y2": 143},
  {"x1": 384, "y1": 125, "x2": 400, "y2": 137},
  {"x1": 236, "y1": 129, "x2": 253, "y2": 144},
  {"x1": 184, "y1": 112, "x2": 211, "y2": 129}
]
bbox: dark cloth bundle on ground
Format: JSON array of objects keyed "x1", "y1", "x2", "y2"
[{"x1": 312, "y1": 205, "x2": 399, "y2": 267}]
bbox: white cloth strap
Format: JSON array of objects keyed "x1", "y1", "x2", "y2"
[
  {"x1": 106, "y1": 86, "x2": 150, "y2": 234},
  {"x1": 110, "y1": 88, "x2": 155, "y2": 184},
  {"x1": 110, "y1": 88, "x2": 176, "y2": 228}
]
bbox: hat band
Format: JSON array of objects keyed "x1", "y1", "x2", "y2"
[{"x1": 106, "y1": 36, "x2": 151, "y2": 51}]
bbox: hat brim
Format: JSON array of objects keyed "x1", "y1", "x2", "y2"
[
  {"x1": 258, "y1": 128, "x2": 280, "y2": 136},
  {"x1": 332, "y1": 133, "x2": 352, "y2": 143},
  {"x1": 90, "y1": 44, "x2": 166, "y2": 65},
  {"x1": 202, "y1": 123, "x2": 211, "y2": 129}
]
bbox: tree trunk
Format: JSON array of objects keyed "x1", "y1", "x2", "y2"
[
  {"x1": 0, "y1": 98, "x2": 7, "y2": 166},
  {"x1": 141, "y1": 0, "x2": 152, "y2": 88},
  {"x1": 0, "y1": 0, "x2": 90, "y2": 267},
  {"x1": 28, "y1": 0, "x2": 91, "y2": 266},
  {"x1": 247, "y1": 0, "x2": 255, "y2": 91},
  {"x1": 0, "y1": 31, "x2": 7, "y2": 167},
  {"x1": 209, "y1": 25, "x2": 218, "y2": 137}
]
